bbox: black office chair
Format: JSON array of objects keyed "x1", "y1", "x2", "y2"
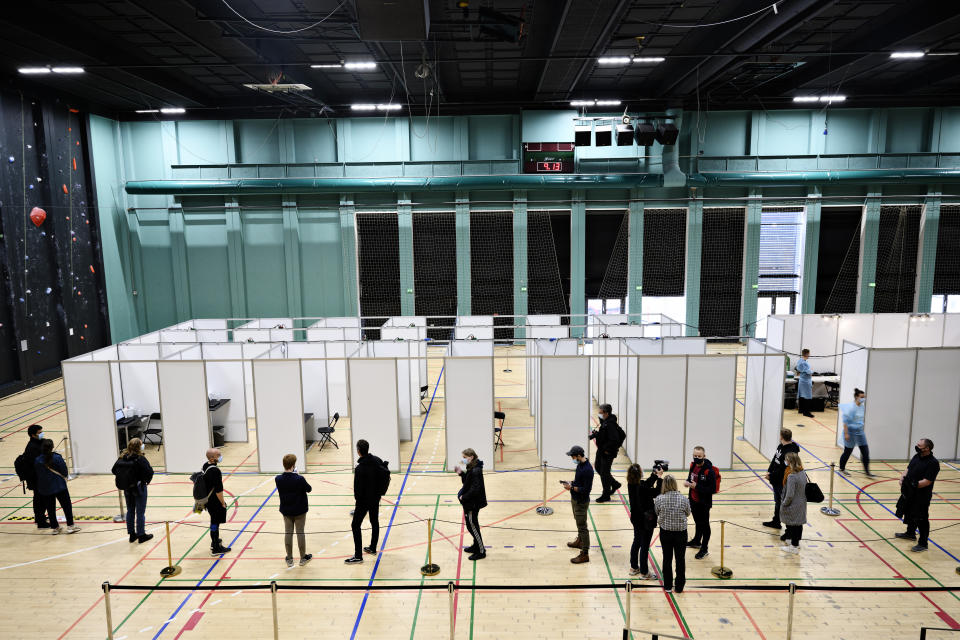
[
  {"x1": 318, "y1": 412, "x2": 340, "y2": 451},
  {"x1": 419, "y1": 385, "x2": 429, "y2": 411},
  {"x1": 142, "y1": 413, "x2": 163, "y2": 449},
  {"x1": 493, "y1": 411, "x2": 506, "y2": 450}
]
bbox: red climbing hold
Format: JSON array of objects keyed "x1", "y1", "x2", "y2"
[
  {"x1": 62, "y1": 184, "x2": 68, "y2": 194},
  {"x1": 29, "y1": 207, "x2": 46, "y2": 227}
]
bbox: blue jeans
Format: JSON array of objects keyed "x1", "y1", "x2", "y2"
[{"x1": 125, "y1": 485, "x2": 148, "y2": 536}]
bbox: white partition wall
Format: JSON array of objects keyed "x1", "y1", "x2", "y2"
[
  {"x1": 912, "y1": 349, "x2": 960, "y2": 459},
  {"x1": 685, "y1": 356, "x2": 737, "y2": 469},
  {"x1": 800, "y1": 315, "x2": 839, "y2": 372},
  {"x1": 860, "y1": 348, "x2": 916, "y2": 459},
  {"x1": 946, "y1": 315, "x2": 960, "y2": 347},
  {"x1": 872, "y1": 314, "x2": 910, "y2": 348},
  {"x1": 661, "y1": 337, "x2": 707, "y2": 355},
  {"x1": 444, "y1": 354, "x2": 495, "y2": 471},
  {"x1": 383, "y1": 316, "x2": 428, "y2": 406},
  {"x1": 117, "y1": 344, "x2": 161, "y2": 415},
  {"x1": 635, "y1": 357, "x2": 688, "y2": 473},
  {"x1": 308, "y1": 318, "x2": 361, "y2": 416},
  {"x1": 908, "y1": 315, "x2": 946, "y2": 347},
  {"x1": 195, "y1": 319, "x2": 230, "y2": 343},
  {"x1": 202, "y1": 344, "x2": 248, "y2": 442},
  {"x1": 157, "y1": 360, "x2": 212, "y2": 473},
  {"x1": 779, "y1": 315, "x2": 803, "y2": 368},
  {"x1": 370, "y1": 341, "x2": 414, "y2": 441},
  {"x1": 455, "y1": 316, "x2": 494, "y2": 340},
  {"x1": 91, "y1": 345, "x2": 122, "y2": 409},
  {"x1": 241, "y1": 342, "x2": 273, "y2": 411},
  {"x1": 234, "y1": 318, "x2": 294, "y2": 343},
  {"x1": 348, "y1": 358, "x2": 401, "y2": 472},
  {"x1": 836, "y1": 316, "x2": 874, "y2": 374},
  {"x1": 538, "y1": 356, "x2": 589, "y2": 470},
  {"x1": 760, "y1": 346, "x2": 787, "y2": 459},
  {"x1": 287, "y1": 342, "x2": 330, "y2": 439},
  {"x1": 743, "y1": 340, "x2": 766, "y2": 449},
  {"x1": 63, "y1": 361, "x2": 118, "y2": 473},
  {"x1": 253, "y1": 360, "x2": 307, "y2": 473}
]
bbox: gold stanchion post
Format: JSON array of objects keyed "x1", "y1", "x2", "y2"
[
  {"x1": 624, "y1": 580, "x2": 633, "y2": 629},
  {"x1": 786, "y1": 582, "x2": 796, "y2": 639},
  {"x1": 271, "y1": 580, "x2": 279, "y2": 640},
  {"x1": 64, "y1": 436, "x2": 76, "y2": 480},
  {"x1": 821, "y1": 462, "x2": 840, "y2": 516},
  {"x1": 710, "y1": 520, "x2": 733, "y2": 579},
  {"x1": 113, "y1": 489, "x2": 125, "y2": 523},
  {"x1": 447, "y1": 581, "x2": 455, "y2": 640},
  {"x1": 420, "y1": 518, "x2": 440, "y2": 576},
  {"x1": 536, "y1": 460, "x2": 553, "y2": 516},
  {"x1": 102, "y1": 582, "x2": 114, "y2": 640},
  {"x1": 160, "y1": 522, "x2": 182, "y2": 578}
]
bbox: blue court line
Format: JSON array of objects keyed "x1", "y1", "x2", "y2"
[
  {"x1": 0, "y1": 400, "x2": 64, "y2": 430},
  {"x1": 732, "y1": 451, "x2": 773, "y2": 491},
  {"x1": 152, "y1": 487, "x2": 278, "y2": 640},
  {"x1": 349, "y1": 365, "x2": 444, "y2": 640},
  {"x1": 796, "y1": 443, "x2": 960, "y2": 564}
]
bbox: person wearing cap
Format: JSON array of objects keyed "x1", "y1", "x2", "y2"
[{"x1": 560, "y1": 445, "x2": 594, "y2": 564}]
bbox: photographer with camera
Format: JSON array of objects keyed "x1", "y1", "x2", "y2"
[
  {"x1": 589, "y1": 404, "x2": 625, "y2": 503},
  {"x1": 684, "y1": 446, "x2": 717, "y2": 560},
  {"x1": 627, "y1": 461, "x2": 664, "y2": 578}
]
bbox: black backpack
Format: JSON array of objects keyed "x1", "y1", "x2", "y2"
[
  {"x1": 377, "y1": 460, "x2": 391, "y2": 496},
  {"x1": 615, "y1": 424, "x2": 627, "y2": 448},
  {"x1": 113, "y1": 457, "x2": 139, "y2": 491},
  {"x1": 190, "y1": 466, "x2": 215, "y2": 512},
  {"x1": 14, "y1": 453, "x2": 33, "y2": 486}
]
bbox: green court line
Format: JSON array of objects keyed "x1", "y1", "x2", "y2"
[
  {"x1": 644, "y1": 538, "x2": 693, "y2": 637},
  {"x1": 586, "y1": 509, "x2": 628, "y2": 624},
  {"x1": 409, "y1": 494, "x2": 440, "y2": 640},
  {"x1": 468, "y1": 549, "x2": 477, "y2": 640},
  {"x1": 0, "y1": 402, "x2": 67, "y2": 435}
]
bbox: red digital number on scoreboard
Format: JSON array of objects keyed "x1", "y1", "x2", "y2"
[{"x1": 536, "y1": 161, "x2": 564, "y2": 172}]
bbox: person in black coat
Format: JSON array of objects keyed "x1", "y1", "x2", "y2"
[
  {"x1": 21, "y1": 425, "x2": 49, "y2": 529},
  {"x1": 456, "y1": 447, "x2": 488, "y2": 561},
  {"x1": 201, "y1": 448, "x2": 231, "y2": 556},
  {"x1": 590, "y1": 404, "x2": 623, "y2": 502},
  {"x1": 684, "y1": 446, "x2": 717, "y2": 559},
  {"x1": 275, "y1": 453, "x2": 313, "y2": 567},
  {"x1": 627, "y1": 463, "x2": 663, "y2": 578},
  {"x1": 346, "y1": 439, "x2": 387, "y2": 564},
  {"x1": 111, "y1": 438, "x2": 155, "y2": 543},
  {"x1": 763, "y1": 428, "x2": 800, "y2": 529}
]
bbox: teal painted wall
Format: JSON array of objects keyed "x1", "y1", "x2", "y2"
[{"x1": 90, "y1": 107, "x2": 960, "y2": 340}]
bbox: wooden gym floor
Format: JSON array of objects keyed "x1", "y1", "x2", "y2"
[{"x1": 1, "y1": 344, "x2": 960, "y2": 639}]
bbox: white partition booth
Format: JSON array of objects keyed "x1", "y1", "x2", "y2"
[
  {"x1": 529, "y1": 339, "x2": 587, "y2": 470},
  {"x1": 526, "y1": 315, "x2": 569, "y2": 413},
  {"x1": 381, "y1": 316, "x2": 427, "y2": 421},
  {"x1": 252, "y1": 358, "x2": 307, "y2": 473},
  {"x1": 444, "y1": 340, "x2": 495, "y2": 470},
  {"x1": 348, "y1": 357, "x2": 401, "y2": 472},
  {"x1": 234, "y1": 318, "x2": 294, "y2": 343},
  {"x1": 455, "y1": 316, "x2": 494, "y2": 340},
  {"x1": 743, "y1": 339, "x2": 788, "y2": 459},
  {"x1": 307, "y1": 317, "x2": 361, "y2": 416}
]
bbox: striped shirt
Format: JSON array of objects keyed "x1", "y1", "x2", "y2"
[{"x1": 654, "y1": 490, "x2": 691, "y2": 532}]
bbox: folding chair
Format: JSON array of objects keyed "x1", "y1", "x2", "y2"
[
  {"x1": 142, "y1": 412, "x2": 163, "y2": 450},
  {"x1": 318, "y1": 412, "x2": 340, "y2": 451},
  {"x1": 420, "y1": 385, "x2": 429, "y2": 411},
  {"x1": 493, "y1": 411, "x2": 506, "y2": 450}
]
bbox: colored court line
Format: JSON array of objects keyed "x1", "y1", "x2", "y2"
[
  {"x1": 408, "y1": 495, "x2": 441, "y2": 639},
  {"x1": 0, "y1": 399, "x2": 64, "y2": 432},
  {"x1": 732, "y1": 592, "x2": 767, "y2": 639},
  {"x1": 349, "y1": 364, "x2": 444, "y2": 640}
]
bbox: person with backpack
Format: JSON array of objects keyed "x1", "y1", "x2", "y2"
[
  {"x1": 275, "y1": 453, "x2": 313, "y2": 568},
  {"x1": 779, "y1": 452, "x2": 808, "y2": 555},
  {"x1": 455, "y1": 447, "x2": 487, "y2": 561},
  {"x1": 111, "y1": 438, "x2": 154, "y2": 544},
  {"x1": 33, "y1": 439, "x2": 80, "y2": 534},
  {"x1": 15, "y1": 425, "x2": 49, "y2": 529},
  {"x1": 345, "y1": 439, "x2": 389, "y2": 564},
  {"x1": 589, "y1": 404, "x2": 625, "y2": 503},
  {"x1": 198, "y1": 448, "x2": 231, "y2": 556},
  {"x1": 763, "y1": 428, "x2": 800, "y2": 530},
  {"x1": 683, "y1": 445, "x2": 718, "y2": 560}
]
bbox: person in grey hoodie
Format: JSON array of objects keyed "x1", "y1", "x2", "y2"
[{"x1": 779, "y1": 452, "x2": 808, "y2": 555}]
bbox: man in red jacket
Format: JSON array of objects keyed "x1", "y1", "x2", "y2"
[{"x1": 683, "y1": 446, "x2": 716, "y2": 560}]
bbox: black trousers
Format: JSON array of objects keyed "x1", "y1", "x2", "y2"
[
  {"x1": 352, "y1": 499, "x2": 380, "y2": 558},
  {"x1": 464, "y1": 508, "x2": 484, "y2": 551},
  {"x1": 630, "y1": 523, "x2": 654, "y2": 573},
  {"x1": 594, "y1": 452, "x2": 616, "y2": 496},
  {"x1": 32, "y1": 489, "x2": 49, "y2": 528},
  {"x1": 784, "y1": 524, "x2": 803, "y2": 546},
  {"x1": 659, "y1": 529, "x2": 687, "y2": 591},
  {"x1": 771, "y1": 482, "x2": 783, "y2": 525},
  {"x1": 43, "y1": 490, "x2": 74, "y2": 528},
  {"x1": 839, "y1": 445, "x2": 870, "y2": 474},
  {"x1": 905, "y1": 500, "x2": 932, "y2": 546},
  {"x1": 690, "y1": 501, "x2": 711, "y2": 551}
]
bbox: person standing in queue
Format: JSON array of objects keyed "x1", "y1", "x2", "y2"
[
  {"x1": 456, "y1": 448, "x2": 488, "y2": 561},
  {"x1": 684, "y1": 446, "x2": 717, "y2": 560},
  {"x1": 15, "y1": 425, "x2": 49, "y2": 530},
  {"x1": 654, "y1": 475, "x2": 691, "y2": 594},
  {"x1": 590, "y1": 404, "x2": 624, "y2": 503},
  {"x1": 111, "y1": 438, "x2": 154, "y2": 543},
  {"x1": 763, "y1": 428, "x2": 799, "y2": 530},
  {"x1": 560, "y1": 445, "x2": 594, "y2": 564},
  {"x1": 345, "y1": 439, "x2": 389, "y2": 564},
  {"x1": 202, "y1": 448, "x2": 231, "y2": 556},
  {"x1": 839, "y1": 388, "x2": 872, "y2": 478},
  {"x1": 34, "y1": 439, "x2": 81, "y2": 535},
  {"x1": 275, "y1": 454, "x2": 313, "y2": 567},
  {"x1": 896, "y1": 438, "x2": 940, "y2": 553},
  {"x1": 779, "y1": 452, "x2": 808, "y2": 555},
  {"x1": 794, "y1": 349, "x2": 815, "y2": 418},
  {"x1": 627, "y1": 463, "x2": 662, "y2": 579}
]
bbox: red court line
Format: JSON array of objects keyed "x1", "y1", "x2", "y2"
[
  {"x1": 732, "y1": 592, "x2": 767, "y2": 640},
  {"x1": 5, "y1": 408, "x2": 66, "y2": 435},
  {"x1": 452, "y1": 513, "x2": 467, "y2": 633}
]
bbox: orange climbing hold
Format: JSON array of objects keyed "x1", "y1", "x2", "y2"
[
  {"x1": 73, "y1": 158, "x2": 77, "y2": 171},
  {"x1": 89, "y1": 265, "x2": 95, "y2": 274},
  {"x1": 62, "y1": 184, "x2": 68, "y2": 194}
]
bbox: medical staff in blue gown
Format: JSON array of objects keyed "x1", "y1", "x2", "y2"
[
  {"x1": 839, "y1": 388, "x2": 872, "y2": 478},
  {"x1": 794, "y1": 349, "x2": 814, "y2": 418}
]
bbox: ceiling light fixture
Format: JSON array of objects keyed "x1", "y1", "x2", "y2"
[
  {"x1": 597, "y1": 56, "x2": 631, "y2": 65},
  {"x1": 52, "y1": 67, "x2": 85, "y2": 74},
  {"x1": 890, "y1": 51, "x2": 925, "y2": 59},
  {"x1": 311, "y1": 63, "x2": 344, "y2": 69},
  {"x1": 377, "y1": 104, "x2": 402, "y2": 111},
  {"x1": 351, "y1": 104, "x2": 377, "y2": 111},
  {"x1": 633, "y1": 57, "x2": 665, "y2": 63},
  {"x1": 792, "y1": 96, "x2": 819, "y2": 102},
  {"x1": 18, "y1": 67, "x2": 52, "y2": 74},
  {"x1": 570, "y1": 100, "x2": 596, "y2": 106},
  {"x1": 135, "y1": 109, "x2": 160, "y2": 114},
  {"x1": 344, "y1": 61, "x2": 377, "y2": 70},
  {"x1": 819, "y1": 95, "x2": 845, "y2": 103},
  {"x1": 595, "y1": 100, "x2": 622, "y2": 106},
  {"x1": 160, "y1": 107, "x2": 186, "y2": 114}
]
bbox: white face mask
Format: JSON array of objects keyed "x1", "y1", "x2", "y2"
[{"x1": 461, "y1": 458, "x2": 470, "y2": 467}]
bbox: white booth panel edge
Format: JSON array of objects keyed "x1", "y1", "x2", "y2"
[
  {"x1": 862, "y1": 348, "x2": 916, "y2": 459},
  {"x1": 911, "y1": 349, "x2": 960, "y2": 460},
  {"x1": 347, "y1": 359, "x2": 401, "y2": 472},
  {"x1": 444, "y1": 356, "x2": 496, "y2": 472},
  {"x1": 539, "y1": 356, "x2": 589, "y2": 471},
  {"x1": 635, "y1": 357, "x2": 687, "y2": 475},
  {"x1": 685, "y1": 355, "x2": 736, "y2": 469},
  {"x1": 63, "y1": 361, "x2": 119, "y2": 474},
  {"x1": 157, "y1": 360, "x2": 212, "y2": 474},
  {"x1": 252, "y1": 360, "x2": 307, "y2": 473}
]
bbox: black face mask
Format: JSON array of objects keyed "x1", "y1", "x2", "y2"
[
  {"x1": 693, "y1": 458, "x2": 704, "y2": 466},
  {"x1": 915, "y1": 446, "x2": 923, "y2": 454}
]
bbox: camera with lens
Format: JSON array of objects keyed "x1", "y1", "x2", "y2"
[{"x1": 653, "y1": 460, "x2": 669, "y2": 472}]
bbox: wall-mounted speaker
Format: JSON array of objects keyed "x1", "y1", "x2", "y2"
[
  {"x1": 616, "y1": 124, "x2": 634, "y2": 146},
  {"x1": 356, "y1": 0, "x2": 430, "y2": 40},
  {"x1": 635, "y1": 123, "x2": 656, "y2": 146},
  {"x1": 594, "y1": 124, "x2": 612, "y2": 147},
  {"x1": 574, "y1": 124, "x2": 592, "y2": 146},
  {"x1": 655, "y1": 123, "x2": 679, "y2": 146}
]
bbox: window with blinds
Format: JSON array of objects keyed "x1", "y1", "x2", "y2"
[{"x1": 758, "y1": 207, "x2": 805, "y2": 296}]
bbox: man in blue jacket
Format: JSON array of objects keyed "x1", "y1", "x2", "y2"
[{"x1": 561, "y1": 445, "x2": 594, "y2": 564}]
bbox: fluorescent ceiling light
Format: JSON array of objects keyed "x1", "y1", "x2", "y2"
[
  {"x1": 351, "y1": 104, "x2": 377, "y2": 111},
  {"x1": 377, "y1": 104, "x2": 401, "y2": 111},
  {"x1": 18, "y1": 67, "x2": 52, "y2": 74},
  {"x1": 135, "y1": 109, "x2": 160, "y2": 114},
  {"x1": 160, "y1": 107, "x2": 186, "y2": 114},
  {"x1": 890, "y1": 51, "x2": 924, "y2": 59},
  {"x1": 570, "y1": 100, "x2": 595, "y2": 106},
  {"x1": 595, "y1": 100, "x2": 622, "y2": 106},
  {"x1": 633, "y1": 57, "x2": 665, "y2": 63},
  {"x1": 52, "y1": 67, "x2": 85, "y2": 74},
  {"x1": 819, "y1": 95, "x2": 845, "y2": 103},
  {"x1": 792, "y1": 96, "x2": 819, "y2": 102},
  {"x1": 344, "y1": 61, "x2": 377, "y2": 70},
  {"x1": 311, "y1": 63, "x2": 344, "y2": 68},
  {"x1": 792, "y1": 95, "x2": 845, "y2": 103},
  {"x1": 597, "y1": 56, "x2": 631, "y2": 65}
]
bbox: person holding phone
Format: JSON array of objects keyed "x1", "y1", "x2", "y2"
[{"x1": 560, "y1": 445, "x2": 594, "y2": 564}]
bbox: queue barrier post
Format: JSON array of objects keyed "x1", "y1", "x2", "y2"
[
  {"x1": 271, "y1": 581, "x2": 279, "y2": 640},
  {"x1": 420, "y1": 518, "x2": 440, "y2": 576},
  {"x1": 447, "y1": 581, "x2": 456, "y2": 640},
  {"x1": 624, "y1": 580, "x2": 633, "y2": 630},
  {"x1": 821, "y1": 462, "x2": 841, "y2": 517},
  {"x1": 710, "y1": 520, "x2": 733, "y2": 579},
  {"x1": 113, "y1": 490, "x2": 125, "y2": 523},
  {"x1": 536, "y1": 461, "x2": 553, "y2": 516},
  {"x1": 786, "y1": 582, "x2": 796, "y2": 639},
  {"x1": 102, "y1": 582, "x2": 114, "y2": 640},
  {"x1": 160, "y1": 521, "x2": 182, "y2": 578}
]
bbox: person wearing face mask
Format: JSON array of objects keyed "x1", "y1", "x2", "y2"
[
  {"x1": 560, "y1": 445, "x2": 594, "y2": 564},
  {"x1": 455, "y1": 448, "x2": 488, "y2": 561},
  {"x1": 794, "y1": 349, "x2": 815, "y2": 418},
  {"x1": 763, "y1": 428, "x2": 799, "y2": 530},
  {"x1": 683, "y1": 446, "x2": 716, "y2": 559},
  {"x1": 896, "y1": 438, "x2": 939, "y2": 552},
  {"x1": 202, "y1": 448, "x2": 231, "y2": 556},
  {"x1": 15, "y1": 425, "x2": 49, "y2": 530},
  {"x1": 839, "y1": 388, "x2": 872, "y2": 478},
  {"x1": 589, "y1": 404, "x2": 625, "y2": 503}
]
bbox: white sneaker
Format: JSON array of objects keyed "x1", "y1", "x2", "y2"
[
  {"x1": 779, "y1": 545, "x2": 799, "y2": 554},
  {"x1": 640, "y1": 572, "x2": 658, "y2": 581},
  {"x1": 50, "y1": 527, "x2": 63, "y2": 535},
  {"x1": 65, "y1": 525, "x2": 81, "y2": 534}
]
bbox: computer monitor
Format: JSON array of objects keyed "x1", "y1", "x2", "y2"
[{"x1": 115, "y1": 409, "x2": 125, "y2": 422}]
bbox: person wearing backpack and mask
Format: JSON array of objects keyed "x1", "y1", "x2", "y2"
[
  {"x1": 15, "y1": 425, "x2": 49, "y2": 530},
  {"x1": 683, "y1": 446, "x2": 718, "y2": 560},
  {"x1": 34, "y1": 439, "x2": 81, "y2": 534},
  {"x1": 345, "y1": 439, "x2": 389, "y2": 564},
  {"x1": 590, "y1": 404, "x2": 625, "y2": 503},
  {"x1": 456, "y1": 448, "x2": 488, "y2": 561},
  {"x1": 112, "y1": 438, "x2": 154, "y2": 543},
  {"x1": 200, "y1": 448, "x2": 231, "y2": 556}
]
